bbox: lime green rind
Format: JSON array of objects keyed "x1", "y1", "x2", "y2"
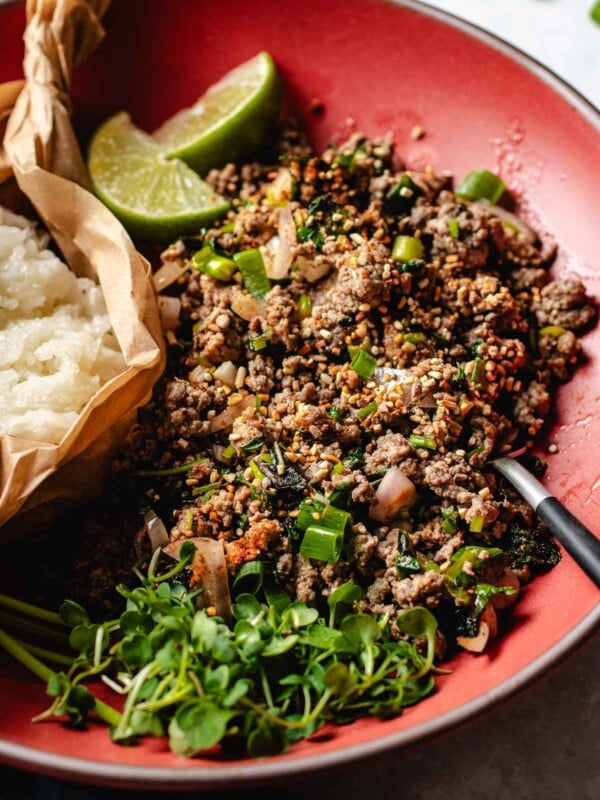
[
  {"x1": 153, "y1": 52, "x2": 282, "y2": 176},
  {"x1": 91, "y1": 182, "x2": 230, "y2": 243},
  {"x1": 88, "y1": 112, "x2": 230, "y2": 243}
]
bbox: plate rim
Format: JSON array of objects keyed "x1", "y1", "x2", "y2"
[{"x1": 0, "y1": 0, "x2": 598, "y2": 788}]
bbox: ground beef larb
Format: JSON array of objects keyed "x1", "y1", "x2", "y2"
[{"x1": 79, "y1": 125, "x2": 596, "y2": 652}]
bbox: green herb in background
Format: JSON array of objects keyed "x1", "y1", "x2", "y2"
[{"x1": 590, "y1": 0, "x2": 600, "y2": 24}]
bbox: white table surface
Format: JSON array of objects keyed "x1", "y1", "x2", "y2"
[
  {"x1": 420, "y1": 0, "x2": 600, "y2": 110},
  {"x1": 0, "y1": 2, "x2": 598, "y2": 799}
]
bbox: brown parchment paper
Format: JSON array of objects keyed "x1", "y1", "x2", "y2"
[{"x1": 0, "y1": 0, "x2": 166, "y2": 541}]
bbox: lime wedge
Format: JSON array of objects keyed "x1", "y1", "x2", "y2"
[
  {"x1": 153, "y1": 51, "x2": 282, "y2": 175},
  {"x1": 87, "y1": 112, "x2": 230, "y2": 242}
]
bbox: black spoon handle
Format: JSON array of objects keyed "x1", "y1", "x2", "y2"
[
  {"x1": 490, "y1": 457, "x2": 600, "y2": 588},
  {"x1": 536, "y1": 497, "x2": 600, "y2": 587}
]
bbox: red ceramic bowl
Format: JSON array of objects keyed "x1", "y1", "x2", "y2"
[{"x1": 0, "y1": 0, "x2": 598, "y2": 790}]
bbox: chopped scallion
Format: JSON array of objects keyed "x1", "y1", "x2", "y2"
[
  {"x1": 469, "y1": 357, "x2": 485, "y2": 386},
  {"x1": 357, "y1": 401, "x2": 378, "y2": 421},
  {"x1": 469, "y1": 514, "x2": 485, "y2": 533},
  {"x1": 248, "y1": 329, "x2": 272, "y2": 352},
  {"x1": 192, "y1": 246, "x2": 237, "y2": 282},
  {"x1": 404, "y1": 332, "x2": 426, "y2": 345},
  {"x1": 467, "y1": 445, "x2": 485, "y2": 459},
  {"x1": 539, "y1": 325, "x2": 567, "y2": 338},
  {"x1": 298, "y1": 294, "x2": 312, "y2": 317},
  {"x1": 331, "y1": 461, "x2": 345, "y2": 476},
  {"x1": 300, "y1": 506, "x2": 351, "y2": 562},
  {"x1": 249, "y1": 459, "x2": 265, "y2": 481},
  {"x1": 455, "y1": 169, "x2": 506, "y2": 204},
  {"x1": 233, "y1": 249, "x2": 271, "y2": 299},
  {"x1": 391, "y1": 235, "x2": 424, "y2": 263},
  {"x1": 409, "y1": 434, "x2": 437, "y2": 451},
  {"x1": 350, "y1": 349, "x2": 377, "y2": 380},
  {"x1": 295, "y1": 499, "x2": 326, "y2": 532},
  {"x1": 448, "y1": 218, "x2": 460, "y2": 239},
  {"x1": 222, "y1": 444, "x2": 236, "y2": 460}
]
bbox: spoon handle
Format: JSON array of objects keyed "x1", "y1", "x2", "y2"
[
  {"x1": 491, "y1": 457, "x2": 600, "y2": 588},
  {"x1": 536, "y1": 497, "x2": 600, "y2": 587}
]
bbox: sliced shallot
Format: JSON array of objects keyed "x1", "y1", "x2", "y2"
[
  {"x1": 163, "y1": 536, "x2": 232, "y2": 622},
  {"x1": 208, "y1": 395, "x2": 255, "y2": 433},
  {"x1": 213, "y1": 360, "x2": 237, "y2": 387},
  {"x1": 490, "y1": 569, "x2": 520, "y2": 610},
  {"x1": 471, "y1": 200, "x2": 536, "y2": 243},
  {"x1": 295, "y1": 254, "x2": 332, "y2": 283},
  {"x1": 262, "y1": 205, "x2": 297, "y2": 280},
  {"x1": 157, "y1": 295, "x2": 181, "y2": 332},
  {"x1": 231, "y1": 289, "x2": 264, "y2": 321},
  {"x1": 369, "y1": 466, "x2": 417, "y2": 523},
  {"x1": 152, "y1": 258, "x2": 190, "y2": 292},
  {"x1": 456, "y1": 603, "x2": 498, "y2": 653}
]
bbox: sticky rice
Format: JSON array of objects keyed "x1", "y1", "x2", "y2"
[{"x1": 0, "y1": 206, "x2": 125, "y2": 444}]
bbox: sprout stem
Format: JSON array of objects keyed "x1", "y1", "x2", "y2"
[
  {"x1": 0, "y1": 627, "x2": 121, "y2": 727},
  {"x1": 0, "y1": 593, "x2": 64, "y2": 626}
]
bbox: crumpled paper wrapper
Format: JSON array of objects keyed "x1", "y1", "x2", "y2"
[{"x1": 0, "y1": 0, "x2": 165, "y2": 541}]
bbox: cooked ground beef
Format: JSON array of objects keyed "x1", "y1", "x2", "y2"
[{"x1": 45, "y1": 125, "x2": 594, "y2": 647}]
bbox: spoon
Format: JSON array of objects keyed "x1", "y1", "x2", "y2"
[{"x1": 490, "y1": 457, "x2": 600, "y2": 588}]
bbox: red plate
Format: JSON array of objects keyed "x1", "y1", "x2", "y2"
[{"x1": 0, "y1": 0, "x2": 598, "y2": 790}]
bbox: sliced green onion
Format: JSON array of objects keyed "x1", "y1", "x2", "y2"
[
  {"x1": 331, "y1": 461, "x2": 345, "y2": 476},
  {"x1": 591, "y1": 0, "x2": 600, "y2": 24},
  {"x1": 357, "y1": 401, "x2": 378, "y2": 421},
  {"x1": 347, "y1": 337, "x2": 373, "y2": 359},
  {"x1": 469, "y1": 357, "x2": 485, "y2": 386},
  {"x1": 350, "y1": 349, "x2": 377, "y2": 380},
  {"x1": 467, "y1": 445, "x2": 485, "y2": 459},
  {"x1": 219, "y1": 222, "x2": 235, "y2": 234},
  {"x1": 300, "y1": 525, "x2": 344, "y2": 562},
  {"x1": 248, "y1": 460, "x2": 265, "y2": 481},
  {"x1": 409, "y1": 434, "x2": 437, "y2": 451},
  {"x1": 295, "y1": 499, "x2": 326, "y2": 532},
  {"x1": 233, "y1": 249, "x2": 271, "y2": 299},
  {"x1": 248, "y1": 329, "x2": 273, "y2": 352},
  {"x1": 539, "y1": 325, "x2": 567, "y2": 338},
  {"x1": 298, "y1": 294, "x2": 312, "y2": 318},
  {"x1": 300, "y1": 506, "x2": 351, "y2": 562},
  {"x1": 233, "y1": 561, "x2": 265, "y2": 594},
  {"x1": 192, "y1": 246, "x2": 237, "y2": 282},
  {"x1": 469, "y1": 514, "x2": 485, "y2": 533},
  {"x1": 255, "y1": 394, "x2": 262, "y2": 412},
  {"x1": 455, "y1": 169, "x2": 506, "y2": 204},
  {"x1": 222, "y1": 444, "x2": 236, "y2": 460},
  {"x1": 448, "y1": 218, "x2": 460, "y2": 239},
  {"x1": 404, "y1": 332, "x2": 426, "y2": 345},
  {"x1": 391, "y1": 235, "x2": 424, "y2": 262}
]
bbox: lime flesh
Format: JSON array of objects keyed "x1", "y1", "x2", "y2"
[
  {"x1": 153, "y1": 51, "x2": 282, "y2": 175},
  {"x1": 88, "y1": 112, "x2": 230, "y2": 243}
]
